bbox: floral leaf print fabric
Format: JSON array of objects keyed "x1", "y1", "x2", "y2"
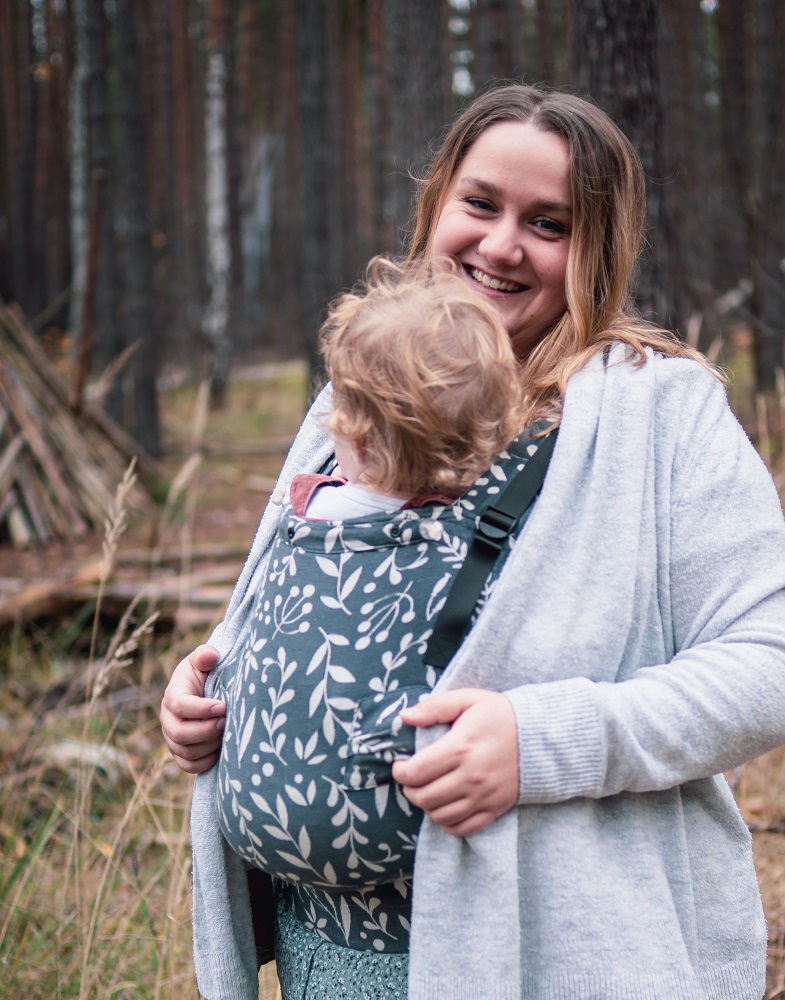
[{"x1": 215, "y1": 433, "x2": 540, "y2": 950}]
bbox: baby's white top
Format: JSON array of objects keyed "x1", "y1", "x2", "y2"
[{"x1": 304, "y1": 481, "x2": 409, "y2": 520}]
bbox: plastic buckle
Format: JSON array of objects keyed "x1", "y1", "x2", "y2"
[{"x1": 476, "y1": 506, "x2": 516, "y2": 554}]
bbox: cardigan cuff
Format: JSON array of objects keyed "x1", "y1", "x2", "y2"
[{"x1": 505, "y1": 678, "x2": 606, "y2": 803}]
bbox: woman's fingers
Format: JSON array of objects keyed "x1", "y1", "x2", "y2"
[
  {"x1": 392, "y1": 688, "x2": 519, "y2": 836},
  {"x1": 160, "y1": 644, "x2": 225, "y2": 774}
]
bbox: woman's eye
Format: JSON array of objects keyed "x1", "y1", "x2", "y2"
[
  {"x1": 465, "y1": 197, "x2": 494, "y2": 212},
  {"x1": 534, "y1": 217, "x2": 567, "y2": 235}
]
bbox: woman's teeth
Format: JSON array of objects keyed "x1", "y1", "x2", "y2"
[{"x1": 469, "y1": 267, "x2": 524, "y2": 292}]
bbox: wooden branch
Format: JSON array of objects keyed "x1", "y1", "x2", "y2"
[
  {"x1": 0, "y1": 356, "x2": 89, "y2": 533},
  {"x1": 0, "y1": 301, "x2": 163, "y2": 546}
]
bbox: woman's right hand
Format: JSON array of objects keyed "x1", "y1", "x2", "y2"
[{"x1": 160, "y1": 644, "x2": 226, "y2": 774}]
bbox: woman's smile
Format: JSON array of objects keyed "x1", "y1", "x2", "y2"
[
  {"x1": 430, "y1": 120, "x2": 572, "y2": 359},
  {"x1": 466, "y1": 265, "x2": 527, "y2": 293}
]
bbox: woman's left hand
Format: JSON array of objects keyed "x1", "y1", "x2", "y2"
[{"x1": 391, "y1": 688, "x2": 519, "y2": 837}]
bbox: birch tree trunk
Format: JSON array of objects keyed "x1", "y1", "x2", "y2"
[
  {"x1": 203, "y1": 0, "x2": 232, "y2": 407},
  {"x1": 68, "y1": 0, "x2": 89, "y2": 340}
]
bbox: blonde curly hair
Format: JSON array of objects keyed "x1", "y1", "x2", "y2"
[{"x1": 319, "y1": 257, "x2": 527, "y2": 497}]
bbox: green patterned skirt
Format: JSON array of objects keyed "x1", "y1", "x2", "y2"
[{"x1": 275, "y1": 892, "x2": 409, "y2": 1000}]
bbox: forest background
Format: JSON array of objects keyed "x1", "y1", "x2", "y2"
[
  {"x1": 2, "y1": 0, "x2": 785, "y2": 455},
  {"x1": 1, "y1": 1, "x2": 785, "y2": 999}
]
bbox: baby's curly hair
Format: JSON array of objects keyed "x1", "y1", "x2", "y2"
[{"x1": 319, "y1": 257, "x2": 527, "y2": 497}]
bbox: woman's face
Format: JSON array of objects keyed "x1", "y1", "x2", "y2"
[{"x1": 430, "y1": 121, "x2": 572, "y2": 359}]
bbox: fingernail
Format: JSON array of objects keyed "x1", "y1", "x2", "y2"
[
  {"x1": 210, "y1": 701, "x2": 225, "y2": 715},
  {"x1": 215, "y1": 717, "x2": 225, "y2": 730}
]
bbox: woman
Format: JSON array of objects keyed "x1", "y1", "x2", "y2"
[{"x1": 161, "y1": 84, "x2": 785, "y2": 1000}]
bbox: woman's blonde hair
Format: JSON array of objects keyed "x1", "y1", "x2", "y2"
[
  {"x1": 319, "y1": 257, "x2": 526, "y2": 496},
  {"x1": 409, "y1": 84, "x2": 722, "y2": 425}
]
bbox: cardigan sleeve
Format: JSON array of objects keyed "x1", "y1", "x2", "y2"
[{"x1": 505, "y1": 377, "x2": 785, "y2": 804}]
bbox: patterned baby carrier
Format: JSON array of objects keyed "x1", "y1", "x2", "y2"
[{"x1": 215, "y1": 427, "x2": 553, "y2": 951}]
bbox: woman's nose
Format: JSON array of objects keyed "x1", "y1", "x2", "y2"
[{"x1": 478, "y1": 218, "x2": 524, "y2": 267}]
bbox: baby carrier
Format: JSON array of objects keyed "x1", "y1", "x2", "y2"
[{"x1": 214, "y1": 427, "x2": 556, "y2": 899}]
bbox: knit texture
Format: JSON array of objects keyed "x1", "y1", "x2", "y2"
[{"x1": 191, "y1": 348, "x2": 785, "y2": 999}]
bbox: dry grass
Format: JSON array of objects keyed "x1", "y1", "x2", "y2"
[{"x1": 0, "y1": 352, "x2": 784, "y2": 999}]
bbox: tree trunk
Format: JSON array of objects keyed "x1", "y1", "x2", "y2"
[
  {"x1": 68, "y1": 0, "x2": 89, "y2": 339},
  {"x1": 226, "y1": 6, "x2": 245, "y2": 348},
  {"x1": 366, "y1": 0, "x2": 395, "y2": 253},
  {"x1": 657, "y1": 0, "x2": 723, "y2": 342},
  {"x1": 113, "y1": 0, "x2": 161, "y2": 455},
  {"x1": 752, "y1": 0, "x2": 785, "y2": 387},
  {"x1": 12, "y1": 0, "x2": 35, "y2": 314},
  {"x1": 571, "y1": 0, "x2": 671, "y2": 326},
  {"x1": 383, "y1": 0, "x2": 452, "y2": 251},
  {"x1": 170, "y1": 0, "x2": 200, "y2": 358},
  {"x1": 203, "y1": 0, "x2": 233, "y2": 406},
  {"x1": 535, "y1": 0, "x2": 555, "y2": 83},
  {"x1": 45, "y1": 0, "x2": 70, "y2": 329},
  {"x1": 148, "y1": 0, "x2": 177, "y2": 359},
  {"x1": 85, "y1": 0, "x2": 123, "y2": 422},
  {"x1": 272, "y1": 0, "x2": 303, "y2": 353},
  {"x1": 0, "y1": 0, "x2": 17, "y2": 300},
  {"x1": 293, "y1": 0, "x2": 344, "y2": 386},
  {"x1": 473, "y1": 0, "x2": 525, "y2": 88}
]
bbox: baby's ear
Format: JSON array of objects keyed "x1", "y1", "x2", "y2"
[{"x1": 354, "y1": 435, "x2": 369, "y2": 463}]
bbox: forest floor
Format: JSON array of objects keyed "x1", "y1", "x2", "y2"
[{"x1": 0, "y1": 348, "x2": 784, "y2": 999}]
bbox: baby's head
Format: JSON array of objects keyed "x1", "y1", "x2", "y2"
[{"x1": 319, "y1": 257, "x2": 526, "y2": 497}]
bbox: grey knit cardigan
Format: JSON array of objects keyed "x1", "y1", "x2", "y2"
[{"x1": 190, "y1": 346, "x2": 785, "y2": 1000}]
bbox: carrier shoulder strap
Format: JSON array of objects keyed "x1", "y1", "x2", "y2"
[{"x1": 424, "y1": 429, "x2": 558, "y2": 669}]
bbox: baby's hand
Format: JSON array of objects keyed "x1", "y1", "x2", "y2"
[{"x1": 391, "y1": 688, "x2": 518, "y2": 837}]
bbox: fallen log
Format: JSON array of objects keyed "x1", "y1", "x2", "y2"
[{"x1": 0, "y1": 560, "x2": 242, "y2": 630}]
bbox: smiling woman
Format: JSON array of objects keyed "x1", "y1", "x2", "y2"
[
  {"x1": 429, "y1": 122, "x2": 571, "y2": 359},
  {"x1": 162, "y1": 83, "x2": 785, "y2": 1000}
]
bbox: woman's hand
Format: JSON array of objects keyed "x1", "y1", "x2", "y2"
[
  {"x1": 391, "y1": 688, "x2": 519, "y2": 837},
  {"x1": 160, "y1": 644, "x2": 226, "y2": 774}
]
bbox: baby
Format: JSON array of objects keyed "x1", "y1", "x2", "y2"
[
  {"x1": 290, "y1": 256, "x2": 527, "y2": 520},
  {"x1": 214, "y1": 258, "x2": 533, "y2": 962}
]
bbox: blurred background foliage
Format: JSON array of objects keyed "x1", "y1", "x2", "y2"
[{"x1": 1, "y1": 0, "x2": 783, "y2": 456}]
